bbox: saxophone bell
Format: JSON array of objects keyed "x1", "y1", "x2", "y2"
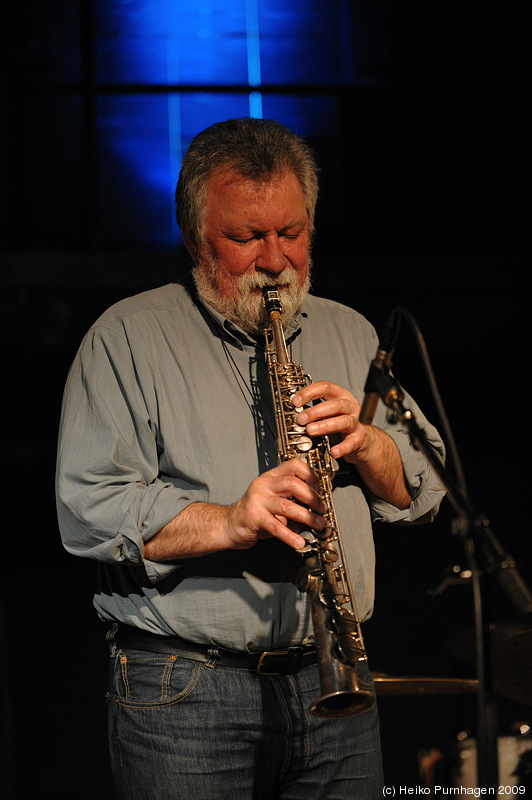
[{"x1": 297, "y1": 546, "x2": 375, "y2": 718}]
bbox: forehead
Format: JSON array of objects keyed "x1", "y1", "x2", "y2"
[{"x1": 204, "y1": 167, "x2": 307, "y2": 228}]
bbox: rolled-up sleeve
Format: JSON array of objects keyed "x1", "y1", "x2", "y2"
[
  {"x1": 368, "y1": 391, "x2": 446, "y2": 524},
  {"x1": 55, "y1": 324, "x2": 204, "y2": 580}
]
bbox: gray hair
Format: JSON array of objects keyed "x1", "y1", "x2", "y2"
[{"x1": 175, "y1": 118, "x2": 319, "y2": 246}]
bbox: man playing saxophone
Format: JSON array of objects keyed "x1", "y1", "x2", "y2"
[{"x1": 56, "y1": 118, "x2": 446, "y2": 800}]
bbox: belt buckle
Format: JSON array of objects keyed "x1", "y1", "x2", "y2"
[{"x1": 256, "y1": 649, "x2": 300, "y2": 676}]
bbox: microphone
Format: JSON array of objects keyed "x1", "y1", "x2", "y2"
[{"x1": 359, "y1": 309, "x2": 402, "y2": 425}]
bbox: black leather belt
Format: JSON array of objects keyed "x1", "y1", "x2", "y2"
[{"x1": 113, "y1": 626, "x2": 317, "y2": 676}]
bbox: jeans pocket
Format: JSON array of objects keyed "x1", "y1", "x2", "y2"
[{"x1": 112, "y1": 649, "x2": 202, "y2": 708}]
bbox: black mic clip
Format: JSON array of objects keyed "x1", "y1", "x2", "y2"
[
  {"x1": 359, "y1": 309, "x2": 404, "y2": 425},
  {"x1": 360, "y1": 354, "x2": 403, "y2": 425}
]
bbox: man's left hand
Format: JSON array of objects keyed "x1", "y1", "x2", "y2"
[
  {"x1": 291, "y1": 381, "x2": 411, "y2": 510},
  {"x1": 291, "y1": 381, "x2": 368, "y2": 464}
]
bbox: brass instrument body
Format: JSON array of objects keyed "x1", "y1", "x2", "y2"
[{"x1": 263, "y1": 287, "x2": 375, "y2": 718}]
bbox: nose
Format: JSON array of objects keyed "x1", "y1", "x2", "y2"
[{"x1": 255, "y1": 233, "x2": 287, "y2": 274}]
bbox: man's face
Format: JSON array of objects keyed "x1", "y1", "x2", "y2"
[{"x1": 191, "y1": 167, "x2": 311, "y2": 332}]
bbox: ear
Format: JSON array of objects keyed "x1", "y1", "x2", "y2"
[{"x1": 181, "y1": 223, "x2": 198, "y2": 262}]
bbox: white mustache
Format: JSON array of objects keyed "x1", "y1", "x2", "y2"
[{"x1": 238, "y1": 270, "x2": 298, "y2": 292}]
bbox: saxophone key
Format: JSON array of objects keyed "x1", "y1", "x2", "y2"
[{"x1": 291, "y1": 434, "x2": 313, "y2": 452}]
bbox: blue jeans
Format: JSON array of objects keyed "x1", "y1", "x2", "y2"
[{"x1": 107, "y1": 642, "x2": 384, "y2": 800}]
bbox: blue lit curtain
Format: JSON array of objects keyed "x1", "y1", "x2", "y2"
[{"x1": 94, "y1": 0, "x2": 358, "y2": 248}]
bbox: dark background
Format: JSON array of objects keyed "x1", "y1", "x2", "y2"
[{"x1": 2, "y1": 2, "x2": 530, "y2": 798}]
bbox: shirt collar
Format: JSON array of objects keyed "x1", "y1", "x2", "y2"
[{"x1": 196, "y1": 294, "x2": 307, "y2": 350}]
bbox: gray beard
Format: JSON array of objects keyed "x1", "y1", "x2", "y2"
[{"x1": 193, "y1": 257, "x2": 311, "y2": 334}]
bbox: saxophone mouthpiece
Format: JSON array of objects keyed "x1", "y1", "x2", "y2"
[{"x1": 262, "y1": 286, "x2": 282, "y2": 319}]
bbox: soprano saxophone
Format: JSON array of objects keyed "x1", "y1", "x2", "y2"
[{"x1": 262, "y1": 286, "x2": 375, "y2": 718}]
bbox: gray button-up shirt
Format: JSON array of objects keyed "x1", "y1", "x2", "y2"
[{"x1": 56, "y1": 276, "x2": 445, "y2": 651}]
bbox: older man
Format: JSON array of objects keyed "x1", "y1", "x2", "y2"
[{"x1": 56, "y1": 118, "x2": 445, "y2": 800}]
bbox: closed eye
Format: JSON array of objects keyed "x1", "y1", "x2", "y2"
[{"x1": 227, "y1": 224, "x2": 306, "y2": 244}]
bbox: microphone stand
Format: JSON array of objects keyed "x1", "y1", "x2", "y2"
[{"x1": 367, "y1": 354, "x2": 532, "y2": 789}]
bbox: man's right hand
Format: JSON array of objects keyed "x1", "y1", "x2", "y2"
[
  {"x1": 144, "y1": 459, "x2": 326, "y2": 562},
  {"x1": 223, "y1": 458, "x2": 327, "y2": 551}
]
